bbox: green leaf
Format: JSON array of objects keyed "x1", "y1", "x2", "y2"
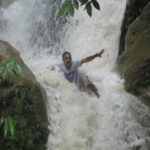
[
  {"x1": 69, "y1": 4, "x2": 74, "y2": 16},
  {"x1": 4, "y1": 118, "x2": 8, "y2": 138},
  {"x1": 0, "y1": 66, "x2": 3, "y2": 73},
  {"x1": 13, "y1": 63, "x2": 22, "y2": 83},
  {"x1": 58, "y1": 4, "x2": 67, "y2": 17},
  {"x1": 0, "y1": 63, "x2": 8, "y2": 82},
  {"x1": 2, "y1": 69, "x2": 7, "y2": 82},
  {"x1": 15, "y1": 88, "x2": 19, "y2": 96},
  {"x1": 7, "y1": 117, "x2": 15, "y2": 139},
  {"x1": 16, "y1": 64, "x2": 22, "y2": 76},
  {"x1": 85, "y1": 2, "x2": 92, "y2": 17},
  {"x1": 92, "y1": 0, "x2": 100, "y2": 10},
  {"x1": 0, "y1": 60, "x2": 22, "y2": 84},
  {"x1": 73, "y1": 0, "x2": 79, "y2": 9},
  {"x1": 0, "y1": 117, "x2": 4, "y2": 126},
  {"x1": 58, "y1": 4, "x2": 69, "y2": 17}
]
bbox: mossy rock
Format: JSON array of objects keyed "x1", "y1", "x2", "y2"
[
  {"x1": 0, "y1": 40, "x2": 49, "y2": 149},
  {"x1": 118, "y1": 3, "x2": 150, "y2": 106}
]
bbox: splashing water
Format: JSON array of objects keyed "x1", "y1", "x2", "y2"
[{"x1": 0, "y1": 0, "x2": 150, "y2": 150}]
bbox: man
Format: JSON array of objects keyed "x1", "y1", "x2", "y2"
[{"x1": 51, "y1": 49, "x2": 104, "y2": 97}]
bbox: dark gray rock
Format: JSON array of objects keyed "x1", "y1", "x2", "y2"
[{"x1": 118, "y1": 3, "x2": 150, "y2": 106}]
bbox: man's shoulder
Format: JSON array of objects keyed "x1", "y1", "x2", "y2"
[
  {"x1": 54, "y1": 61, "x2": 65, "y2": 71},
  {"x1": 72, "y1": 60, "x2": 82, "y2": 68},
  {"x1": 72, "y1": 59, "x2": 81, "y2": 64},
  {"x1": 55, "y1": 61, "x2": 64, "y2": 66}
]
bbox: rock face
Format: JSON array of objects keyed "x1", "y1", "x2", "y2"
[
  {"x1": 0, "y1": 0, "x2": 13, "y2": 7},
  {"x1": 0, "y1": 41, "x2": 39, "y2": 86},
  {"x1": 119, "y1": 0, "x2": 150, "y2": 55},
  {"x1": 118, "y1": 3, "x2": 150, "y2": 106},
  {"x1": 0, "y1": 40, "x2": 49, "y2": 149}
]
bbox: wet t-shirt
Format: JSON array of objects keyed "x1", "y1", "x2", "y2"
[{"x1": 54, "y1": 60, "x2": 82, "y2": 88}]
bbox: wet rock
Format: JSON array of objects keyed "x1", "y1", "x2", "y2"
[
  {"x1": 118, "y1": 3, "x2": 150, "y2": 106},
  {"x1": 119, "y1": 0, "x2": 150, "y2": 55}
]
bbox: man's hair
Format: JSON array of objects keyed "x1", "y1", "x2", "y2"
[{"x1": 62, "y1": 51, "x2": 71, "y2": 58}]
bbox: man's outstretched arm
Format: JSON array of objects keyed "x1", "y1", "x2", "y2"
[{"x1": 81, "y1": 49, "x2": 104, "y2": 64}]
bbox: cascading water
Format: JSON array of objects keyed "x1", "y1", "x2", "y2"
[{"x1": 0, "y1": 0, "x2": 150, "y2": 150}]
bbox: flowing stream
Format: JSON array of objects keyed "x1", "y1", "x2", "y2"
[{"x1": 0, "y1": 0, "x2": 150, "y2": 150}]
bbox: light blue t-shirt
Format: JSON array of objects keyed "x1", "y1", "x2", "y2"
[{"x1": 54, "y1": 60, "x2": 82, "y2": 88}]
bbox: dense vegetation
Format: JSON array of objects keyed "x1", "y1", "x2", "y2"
[{"x1": 0, "y1": 60, "x2": 45, "y2": 150}]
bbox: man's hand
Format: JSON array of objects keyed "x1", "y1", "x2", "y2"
[{"x1": 97, "y1": 49, "x2": 104, "y2": 57}]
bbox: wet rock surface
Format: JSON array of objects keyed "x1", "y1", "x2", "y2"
[{"x1": 118, "y1": 3, "x2": 150, "y2": 106}]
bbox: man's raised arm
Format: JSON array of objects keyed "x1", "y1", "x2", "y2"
[{"x1": 81, "y1": 49, "x2": 104, "y2": 64}]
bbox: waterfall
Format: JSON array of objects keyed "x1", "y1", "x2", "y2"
[{"x1": 0, "y1": 0, "x2": 150, "y2": 150}]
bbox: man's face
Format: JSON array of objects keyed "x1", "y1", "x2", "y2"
[{"x1": 63, "y1": 53, "x2": 72, "y2": 69}]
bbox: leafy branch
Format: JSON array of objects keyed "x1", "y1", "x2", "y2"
[{"x1": 58, "y1": 0, "x2": 100, "y2": 17}]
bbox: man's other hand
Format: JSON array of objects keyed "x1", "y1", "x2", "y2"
[
  {"x1": 97, "y1": 49, "x2": 104, "y2": 57},
  {"x1": 51, "y1": 65, "x2": 55, "y2": 71}
]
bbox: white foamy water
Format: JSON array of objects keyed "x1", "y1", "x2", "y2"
[{"x1": 0, "y1": 0, "x2": 150, "y2": 150}]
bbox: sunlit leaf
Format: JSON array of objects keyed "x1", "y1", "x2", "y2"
[
  {"x1": 58, "y1": 4, "x2": 68, "y2": 17},
  {"x1": 7, "y1": 117, "x2": 15, "y2": 139}
]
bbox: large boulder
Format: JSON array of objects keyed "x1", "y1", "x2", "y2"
[
  {"x1": 118, "y1": 3, "x2": 150, "y2": 106},
  {"x1": 0, "y1": 40, "x2": 49, "y2": 149}
]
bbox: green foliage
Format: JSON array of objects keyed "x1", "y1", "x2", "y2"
[
  {"x1": 0, "y1": 117, "x2": 15, "y2": 139},
  {"x1": 0, "y1": 60, "x2": 22, "y2": 84},
  {"x1": 0, "y1": 60, "x2": 45, "y2": 150},
  {"x1": 58, "y1": 2, "x2": 70, "y2": 17},
  {"x1": 0, "y1": 86, "x2": 44, "y2": 150},
  {"x1": 85, "y1": 2, "x2": 92, "y2": 17},
  {"x1": 58, "y1": 0, "x2": 100, "y2": 17}
]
